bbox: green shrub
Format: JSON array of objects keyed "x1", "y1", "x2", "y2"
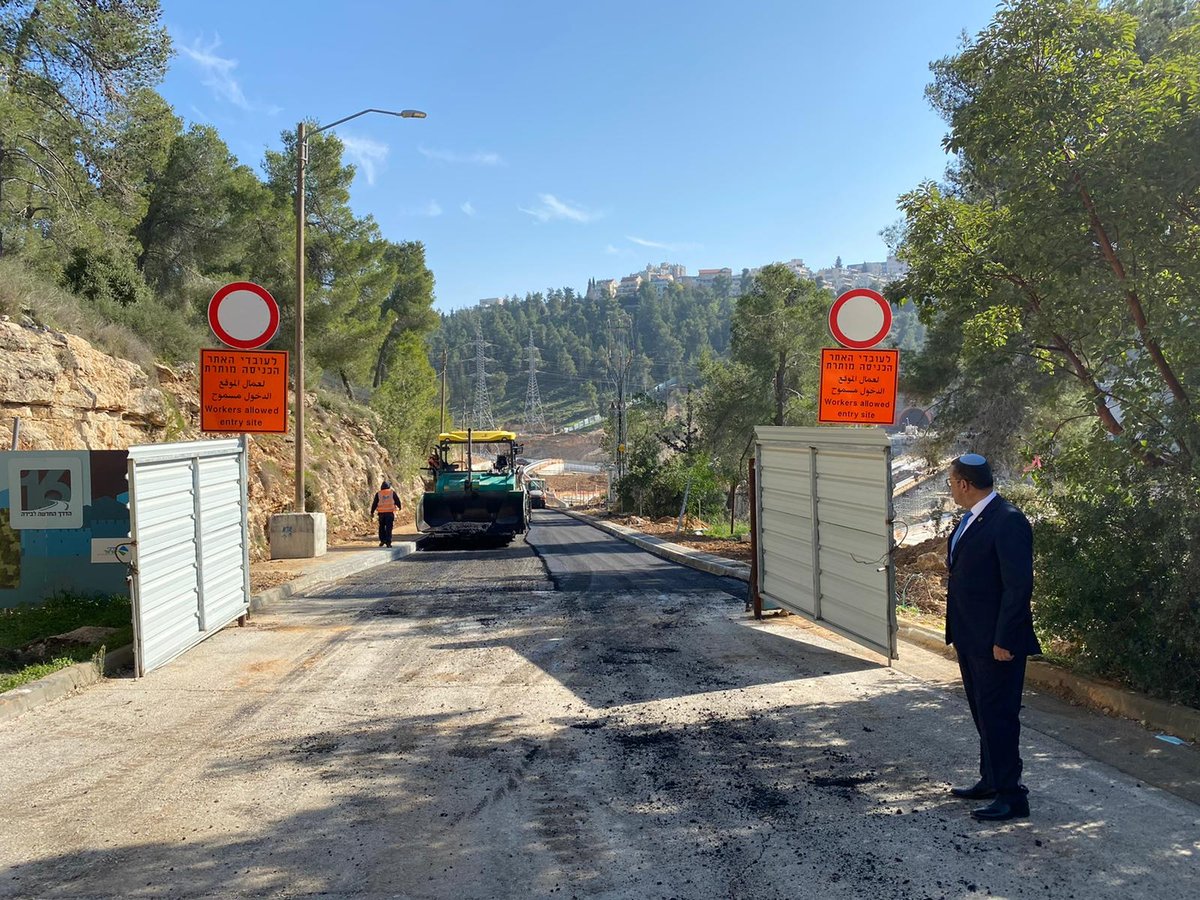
[
  {"x1": 618, "y1": 454, "x2": 725, "y2": 519},
  {"x1": 0, "y1": 257, "x2": 202, "y2": 369},
  {"x1": 91, "y1": 292, "x2": 205, "y2": 364},
  {"x1": 1033, "y1": 443, "x2": 1200, "y2": 707},
  {"x1": 1, "y1": 592, "x2": 132, "y2": 694},
  {"x1": 704, "y1": 521, "x2": 750, "y2": 539},
  {"x1": 61, "y1": 246, "x2": 152, "y2": 308},
  {"x1": 0, "y1": 657, "x2": 81, "y2": 694},
  {"x1": 0, "y1": 593, "x2": 131, "y2": 650}
]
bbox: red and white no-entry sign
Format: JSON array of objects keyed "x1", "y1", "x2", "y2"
[
  {"x1": 207, "y1": 282, "x2": 280, "y2": 350},
  {"x1": 828, "y1": 288, "x2": 892, "y2": 349}
]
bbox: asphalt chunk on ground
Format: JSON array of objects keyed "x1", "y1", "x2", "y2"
[{"x1": 0, "y1": 513, "x2": 1196, "y2": 899}]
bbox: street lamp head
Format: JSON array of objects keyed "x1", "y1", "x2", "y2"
[{"x1": 309, "y1": 108, "x2": 428, "y2": 136}]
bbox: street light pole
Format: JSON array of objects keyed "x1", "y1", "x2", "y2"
[
  {"x1": 292, "y1": 108, "x2": 426, "y2": 513},
  {"x1": 439, "y1": 348, "x2": 448, "y2": 434},
  {"x1": 294, "y1": 121, "x2": 307, "y2": 512}
]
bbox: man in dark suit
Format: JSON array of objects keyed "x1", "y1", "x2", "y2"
[{"x1": 944, "y1": 453, "x2": 1041, "y2": 821}]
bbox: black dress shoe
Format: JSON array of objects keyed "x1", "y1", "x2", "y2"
[
  {"x1": 950, "y1": 781, "x2": 997, "y2": 800},
  {"x1": 971, "y1": 796, "x2": 1030, "y2": 821}
]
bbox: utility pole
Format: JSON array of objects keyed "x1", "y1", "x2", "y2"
[
  {"x1": 439, "y1": 348, "x2": 448, "y2": 434},
  {"x1": 605, "y1": 313, "x2": 634, "y2": 486},
  {"x1": 617, "y1": 381, "x2": 625, "y2": 481},
  {"x1": 685, "y1": 384, "x2": 694, "y2": 454},
  {"x1": 0, "y1": 137, "x2": 5, "y2": 259},
  {"x1": 608, "y1": 389, "x2": 627, "y2": 483},
  {"x1": 523, "y1": 329, "x2": 548, "y2": 435},
  {"x1": 294, "y1": 121, "x2": 307, "y2": 512},
  {"x1": 470, "y1": 322, "x2": 497, "y2": 430}
]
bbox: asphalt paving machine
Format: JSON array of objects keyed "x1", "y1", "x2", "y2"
[{"x1": 418, "y1": 429, "x2": 530, "y2": 541}]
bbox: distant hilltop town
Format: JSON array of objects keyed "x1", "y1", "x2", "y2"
[{"x1": 476, "y1": 256, "x2": 908, "y2": 307}]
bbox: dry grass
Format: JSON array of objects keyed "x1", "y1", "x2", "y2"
[
  {"x1": 0, "y1": 258, "x2": 157, "y2": 371},
  {"x1": 0, "y1": 258, "x2": 208, "y2": 370}
]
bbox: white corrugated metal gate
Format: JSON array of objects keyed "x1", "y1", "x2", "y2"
[
  {"x1": 127, "y1": 438, "x2": 251, "y2": 676},
  {"x1": 754, "y1": 426, "x2": 896, "y2": 659}
]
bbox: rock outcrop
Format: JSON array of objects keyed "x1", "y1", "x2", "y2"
[
  {"x1": 0, "y1": 318, "x2": 166, "y2": 448},
  {"x1": 0, "y1": 318, "x2": 403, "y2": 558}
]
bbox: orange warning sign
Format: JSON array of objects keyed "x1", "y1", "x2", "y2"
[
  {"x1": 200, "y1": 349, "x2": 289, "y2": 433},
  {"x1": 818, "y1": 347, "x2": 899, "y2": 425}
]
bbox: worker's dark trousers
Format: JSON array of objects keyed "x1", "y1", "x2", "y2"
[{"x1": 377, "y1": 512, "x2": 394, "y2": 547}]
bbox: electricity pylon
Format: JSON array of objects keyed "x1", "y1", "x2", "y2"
[
  {"x1": 470, "y1": 322, "x2": 497, "y2": 430},
  {"x1": 523, "y1": 329, "x2": 548, "y2": 435}
]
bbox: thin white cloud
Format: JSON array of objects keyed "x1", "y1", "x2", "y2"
[
  {"x1": 627, "y1": 235, "x2": 669, "y2": 249},
  {"x1": 604, "y1": 244, "x2": 628, "y2": 255},
  {"x1": 176, "y1": 33, "x2": 251, "y2": 111},
  {"x1": 418, "y1": 145, "x2": 504, "y2": 166},
  {"x1": 519, "y1": 194, "x2": 599, "y2": 224},
  {"x1": 420, "y1": 200, "x2": 443, "y2": 217},
  {"x1": 340, "y1": 134, "x2": 389, "y2": 186},
  {"x1": 461, "y1": 201, "x2": 476, "y2": 217},
  {"x1": 626, "y1": 235, "x2": 698, "y2": 252}
]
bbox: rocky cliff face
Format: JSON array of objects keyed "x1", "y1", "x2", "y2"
[
  {"x1": 0, "y1": 317, "x2": 404, "y2": 558},
  {"x1": 0, "y1": 318, "x2": 166, "y2": 449}
]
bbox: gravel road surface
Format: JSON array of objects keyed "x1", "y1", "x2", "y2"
[{"x1": 1, "y1": 510, "x2": 1197, "y2": 899}]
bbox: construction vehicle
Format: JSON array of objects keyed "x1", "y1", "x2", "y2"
[
  {"x1": 526, "y1": 478, "x2": 547, "y2": 509},
  {"x1": 418, "y1": 430, "x2": 530, "y2": 541}
]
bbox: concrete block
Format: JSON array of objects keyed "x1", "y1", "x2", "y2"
[{"x1": 268, "y1": 512, "x2": 328, "y2": 559}]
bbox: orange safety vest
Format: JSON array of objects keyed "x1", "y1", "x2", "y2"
[{"x1": 375, "y1": 488, "x2": 397, "y2": 513}]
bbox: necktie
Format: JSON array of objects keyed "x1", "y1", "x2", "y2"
[{"x1": 950, "y1": 511, "x2": 973, "y2": 556}]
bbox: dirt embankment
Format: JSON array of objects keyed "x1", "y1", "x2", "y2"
[
  {"x1": 594, "y1": 513, "x2": 753, "y2": 564},
  {"x1": 893, "y1": 536, "x2": 949, "y2": 618},
  {"x1": 521, "y1": 429, "x2": 606, "y2": 463}
]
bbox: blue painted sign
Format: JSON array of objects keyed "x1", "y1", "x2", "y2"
[{"x1": 0, "y1": 450, "x2": 131, "y2": 607}]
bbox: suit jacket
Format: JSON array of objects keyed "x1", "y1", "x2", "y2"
[{"x1": 945, "y1": 496, "x2": 1042, "y2": 658}]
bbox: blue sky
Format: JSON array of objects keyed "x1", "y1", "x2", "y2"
[{"x1": 158, "y1": 1, "x2": 999, "y2": 311}]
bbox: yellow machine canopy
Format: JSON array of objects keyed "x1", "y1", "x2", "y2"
[{"x1": 437, "y1": 430, "x2": 517, "y2": 444}]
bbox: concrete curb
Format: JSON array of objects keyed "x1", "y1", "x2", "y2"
[
  {"x1": 0, "y1": 644, "x2": 134, "y2": 725},
  {"x1": 899, "y1": 621, "x2": 1200, "y2": 744},
  {"x1": 248, "y1": 542, "x2": 417, "y2": 612},
  {"x1": 560, "y1": 510, "x2": 752, "y2": 582},
  {"x1": 0, "y1": 543, "x2": 417, "y2": 724},
  {"x1": 566, "y1": 510, "x2": 1200, "y2": 744}
]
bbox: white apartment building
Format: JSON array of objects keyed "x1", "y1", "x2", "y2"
[{"x1": 615, "y1": 274, "x2": 642, "y2": 297}]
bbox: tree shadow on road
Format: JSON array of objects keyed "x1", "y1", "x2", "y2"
[{"x1": 5, "y1": 679, "x2": 1185, "y2": 900}]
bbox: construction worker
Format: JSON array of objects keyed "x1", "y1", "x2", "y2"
[{"x1": 370, "y1": 480, "x2": 399, "y2": 547}]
